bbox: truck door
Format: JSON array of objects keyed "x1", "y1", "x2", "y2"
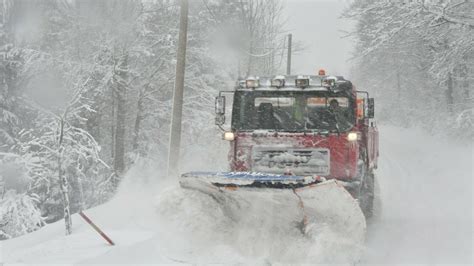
[{"x1": 357, "y1": 92, "x2": 378, "y2": 169}]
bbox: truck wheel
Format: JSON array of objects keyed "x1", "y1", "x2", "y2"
[{"x1": 359, "y1": 171, "x2": 374, "y2": 219}]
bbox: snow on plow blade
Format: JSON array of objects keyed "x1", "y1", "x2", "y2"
[{"x1": 180, "y1": 172, "x2": 366, "y2": 239}]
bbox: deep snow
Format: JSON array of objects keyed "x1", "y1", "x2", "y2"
[
  {"x1": 363, "y1": 125, "x2": 473, "y2": 264},
  {"x1": 1, "y1": 125, "x2": 472, "y2": 264}
]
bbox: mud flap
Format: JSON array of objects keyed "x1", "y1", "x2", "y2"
[{"x1": 180, "y1": 172, "x2": 366, "y2": 240}]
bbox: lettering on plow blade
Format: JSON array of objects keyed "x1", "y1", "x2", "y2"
[{"x1": 179, "y1": 172, "x2": 366, "y2": 240}]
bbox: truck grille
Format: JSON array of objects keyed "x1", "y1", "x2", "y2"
[{"x1": 252, "y1": 148, "x2": 330, "y2": 176}]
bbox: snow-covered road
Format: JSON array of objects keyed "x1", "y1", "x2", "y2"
[
  {"x1": 364, "y1": 126, "x2": 473, "y2": 264},
  {"x1": 1, "y1": 126, "x2": 472, "y2": 264}
]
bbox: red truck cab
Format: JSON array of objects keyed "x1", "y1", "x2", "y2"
[{"x1": 215, "y1": 74, "x2": 379, "y2": 216}]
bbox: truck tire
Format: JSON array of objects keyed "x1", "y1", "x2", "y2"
[
  {"x1": 355, "y1": 150, "x2": 374, "y2": 219},
  {"x1": 359, "y1": 170, "x2": 374, "y2": 219}
]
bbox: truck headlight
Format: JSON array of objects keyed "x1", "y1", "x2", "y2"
[
  {"x1": 347, "y1": 132, "x2": 358, "y2": 141},
  {"x1": 223, "y1": 132, "x2": 235, "y2": 141}
]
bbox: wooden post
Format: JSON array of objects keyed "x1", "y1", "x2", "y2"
[
  {"x1": 287, "y1": 34, "x2": 292, "y2": 75},
  {"x1": 79, "y1": 211, "x2": 115, "y2": 246},
  {"x1": 167, "y1": 0, "x2": 189, "y2": 178}
]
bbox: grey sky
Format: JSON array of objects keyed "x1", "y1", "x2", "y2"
[{"x1": 284, "y1": 0, "x2": 354, "y2": 77}]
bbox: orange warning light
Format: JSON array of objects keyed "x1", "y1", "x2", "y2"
[
  {"x1": 357, "y1": 98, "x2": 364, "y2": 119},
  {"x1": 318, "y1": 69, "x2": 326, "y2": 76}
]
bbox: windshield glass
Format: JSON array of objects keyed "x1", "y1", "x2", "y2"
[{"x1": 231, "y1": 91, "x2": 355, "y2": 132}]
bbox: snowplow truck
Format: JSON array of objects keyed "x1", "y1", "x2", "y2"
[{"x1": 180, "y1": 73, "x2": 379, "y2": 235}]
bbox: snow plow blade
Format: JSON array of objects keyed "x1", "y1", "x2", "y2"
[{"x1": 180, "y1": 172, "x2": 366, "y2": 238}]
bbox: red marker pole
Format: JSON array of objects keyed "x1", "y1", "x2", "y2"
[{"x1": 79, "y1": 211, "x2": 115, "y2": 246}]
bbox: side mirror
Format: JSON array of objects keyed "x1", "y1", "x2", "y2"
[
  {"x1": 367, "y1": 98, "x2": 375, "y2": 119},
  {"x1": 215, "y1": 96, "x2": 226, "y2": 126},
  {"x1": 215, "y1": 96, "x2": 225, "y2": 115}
]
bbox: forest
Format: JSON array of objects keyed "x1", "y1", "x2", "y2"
[{"x1": 1, "y1": 0, "x2": 472, "y2": 240}]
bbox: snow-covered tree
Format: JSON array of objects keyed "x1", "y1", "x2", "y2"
[
  {"x1": 345, "y1": 0, "x2": 473, "y2": 138},
  {"x1": 0, "y1": 190, "x2": 44, "y2": 240},
  {"x1": 0, "y1": 0, "x2": 288, "y2": 238}
]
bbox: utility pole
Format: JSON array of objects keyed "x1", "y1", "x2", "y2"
[
  {"x1": 167, "y1": 0, "x2": 189, "y2": 178},
  {"x1": 286, "y1": 34, "x2": 292, "y2": 75}
]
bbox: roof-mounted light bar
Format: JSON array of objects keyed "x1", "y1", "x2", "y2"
[
  {"x1": 236, "y1": 74, "x2": 348, "y2": 90},
  {"x1": 245, "y1": 77, "x2": 259, "y2": 88},
  {"x1": 295, "y1": 76, "x2": 310, "y2": 88},
  {"x1": 271, "y1": 76, "x2": 285, "y2": 88},
  {"x1": 322, "y1": 76, "x2": 338, "y2": 88}
]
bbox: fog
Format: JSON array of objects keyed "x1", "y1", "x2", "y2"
[
  {"x1": 284, "y1": 0, "x2": 354, "y2": 76},
  {"x1": 1, "y1": 0, "x2": 472, "y2": 264}
]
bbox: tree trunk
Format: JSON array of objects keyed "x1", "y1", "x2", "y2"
[
  {"x1": 446, "y1": 72, "x2": 454, "y2": 114},
  {"x1": 113, "y1": 53, "x2": 128, "y2": 183},
  {"x1": 111, "y1": 90, "x2": 115, "y2": 160},
  {"x1": 396, "y1": 69, "x2": 401, "y2": 102},
  {"x1": 58, "y1": 118, "x2": 72, "y2": 235},
  {"x1": 460, "y1": 63, "x2": 470, "y2": 108},
  {"x1": 132, "y1": 93, "x2": 144, "y2": 153},
  {"x1": 76, "y1": 174, "x2": 85, "y2": 212},
  {"x1": 114, "y1": 88, "x2": 126, "y2": 179}
]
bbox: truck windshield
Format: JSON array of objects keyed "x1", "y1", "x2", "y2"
[{"x1": 231, "y1": 91, "x2": 355, "y2": 132}]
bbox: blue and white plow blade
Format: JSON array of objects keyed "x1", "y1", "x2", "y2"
[{"x1": 180, "y1": 172, "x2": 366, "y2": 240}]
